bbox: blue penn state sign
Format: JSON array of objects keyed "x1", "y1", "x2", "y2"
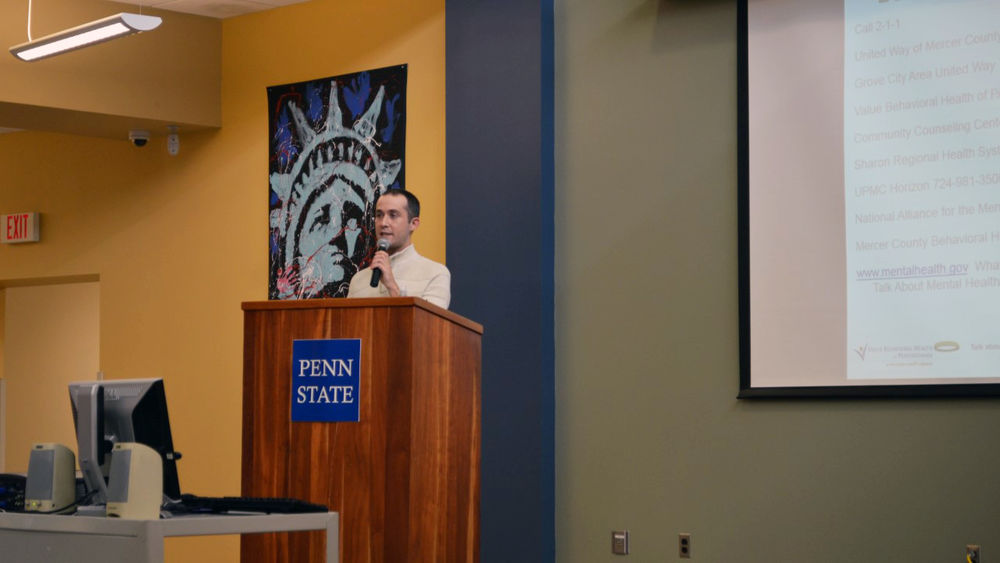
[{"x1": 291, "y1": 339, "x2": 361, "y2": 422}]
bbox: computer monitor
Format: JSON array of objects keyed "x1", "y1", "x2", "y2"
[{"x1": 68, "y1": 378, "x2": 181, "y2": 504}]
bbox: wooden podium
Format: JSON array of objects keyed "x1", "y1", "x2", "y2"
[{"x1": 240, "y1": 298, "x2": 482, "y2": 563}]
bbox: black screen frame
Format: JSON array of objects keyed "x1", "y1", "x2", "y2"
[{"x1": 737, "y1": 0, "x2": 1000, "y2": 399}]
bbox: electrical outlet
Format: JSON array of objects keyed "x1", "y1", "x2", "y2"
[
  {"x1": 967, "y1": 544, "x2": 981, "y2": 563},
  {"x1": 679, "y1": 533, "x2": 691, "y2": 559},
  {"x1": 612, "y1": 530, "x2": 629, "y2": 555}
]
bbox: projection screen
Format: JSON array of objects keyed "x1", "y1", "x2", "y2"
[{"x1": 739, "y1": 0, "x2": 1000, "y2": 397}]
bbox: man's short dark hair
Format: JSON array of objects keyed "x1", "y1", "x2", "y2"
[{"x1": 382, "y1": 188, "x2": 420, "y2": 218}]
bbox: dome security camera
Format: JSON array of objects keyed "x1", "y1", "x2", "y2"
[{"x1": 128, "y1": 130, "x2": 151, "y2": 148}]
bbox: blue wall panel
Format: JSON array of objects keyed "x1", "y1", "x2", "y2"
[{"x1": 446, "y1": 1, "x2": 554, "y2": 561}]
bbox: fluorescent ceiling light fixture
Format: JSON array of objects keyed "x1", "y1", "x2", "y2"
[{"x1": 9, "y1": 13, "x2": 162, "y2": 62}]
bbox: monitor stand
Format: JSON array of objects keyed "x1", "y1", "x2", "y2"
[{"x1": 74, "y1": 504, "x2": 107, "y2": 517}]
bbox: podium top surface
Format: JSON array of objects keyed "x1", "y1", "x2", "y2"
[{"x1": 242, "y1": 297, "x2": 483, "y2": 334}]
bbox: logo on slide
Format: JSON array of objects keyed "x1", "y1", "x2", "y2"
[
  {"x1": 934, "y1": 341, "x2": 960, "y2": 353},
  {"x1": 853, "y1": 344, "x2": 868, "y2": 361}
]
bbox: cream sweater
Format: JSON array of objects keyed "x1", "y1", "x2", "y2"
[{"x1": 347, "y1": 244, "x2": 451, "y2": 309}]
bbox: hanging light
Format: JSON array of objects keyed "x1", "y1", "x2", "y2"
[{"x1": 10, "y1": 12, "x2": 162, "y2": 62}]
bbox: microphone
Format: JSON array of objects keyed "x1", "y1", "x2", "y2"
[{"x1": 370, "y1": 239, "x2": 390, "y2": 287}]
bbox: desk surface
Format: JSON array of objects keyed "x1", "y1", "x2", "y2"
[
  {"x1": 0, "y1": 510, "x2": 337, "y2": 535},
  {"x1": 0, "y1": 511, "x2": 339, "y2": 563}
]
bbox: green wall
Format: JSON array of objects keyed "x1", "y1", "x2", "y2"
[{"x1": 555, "y1": 0, "x2": 1000, "y2": 561}]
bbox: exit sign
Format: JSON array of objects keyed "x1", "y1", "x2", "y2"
[{"x1": 2, "y1": 213, "x2": 40, "y2": 244}]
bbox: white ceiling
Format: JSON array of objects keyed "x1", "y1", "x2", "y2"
[{"x1": 113, "y1": 0, "x2": 310, "y2": 19}]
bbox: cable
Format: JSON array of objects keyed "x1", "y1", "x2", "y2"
[{"x1": 27, "y1": 0, "x2": 33, "y2": 41}]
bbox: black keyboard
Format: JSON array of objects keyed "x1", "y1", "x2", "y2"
[
  {"x1": 0, "y1": 473, "x2": 26, "y2": 512},
  {"x1": 174, "y1": 494, "x2": 328, "y2": 514}
]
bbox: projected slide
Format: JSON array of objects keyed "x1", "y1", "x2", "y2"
[
  {"x1": 844, "y1": 0, "x2": 1000, "y2": 379},
  {"x1": 742, "y1": 0, "x2": 1000, "y2": 394}
]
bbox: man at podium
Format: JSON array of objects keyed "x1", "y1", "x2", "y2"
[{"x1": 348, "y1": 189, "x2": 451, "y2": 309}]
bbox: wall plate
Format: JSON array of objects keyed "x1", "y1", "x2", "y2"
[
  {"x1": 680, "y1": 533, "x2": 692, "y2": 558},
  {"x1": 612, "y1": 530, "x2": 629, "y2": 555}
]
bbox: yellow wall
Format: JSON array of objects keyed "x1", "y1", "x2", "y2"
[
  {"x1": 0, "y1": 0, "x2": 445, "y2": 560},
  {"x1": 0, "y1": 289, "x2": 4, "y2": 378},
  {"x1": 0, "y1": 289, "x2": 4, "y2": 471},
  {"x1": 3, "y1": 283, "x2": 100, "y2": 472}
]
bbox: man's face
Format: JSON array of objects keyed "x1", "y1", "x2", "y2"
[{"x1": 375, "y1": 193, "x2": 419, "y2": 253}]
